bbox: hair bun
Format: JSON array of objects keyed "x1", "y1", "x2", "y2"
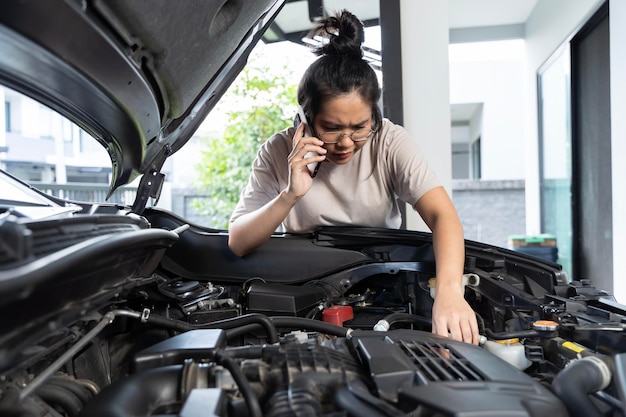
[{"x1": 310, "y1": 9, "x2": 364, "y2": 59}]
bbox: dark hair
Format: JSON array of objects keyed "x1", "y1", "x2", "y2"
[{"x1": 297, "y1": 10, "x2": 382, "y2": 133}]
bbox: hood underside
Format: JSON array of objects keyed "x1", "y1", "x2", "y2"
[{"x1": 0, "y1": 0, "x2": 285, "y2": 200}]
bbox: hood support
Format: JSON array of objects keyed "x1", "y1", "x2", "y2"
[{"x1": 131, "y1": 144, "x2": 170, "y2": 214}]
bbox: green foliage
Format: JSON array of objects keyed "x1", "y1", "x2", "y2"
[{"x1": 193, "y1": 44, "x2": 300, "y2": 229}]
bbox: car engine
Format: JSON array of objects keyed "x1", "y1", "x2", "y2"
[{"x1": 1, "y1": 210, "x2": 626, "y2": 417}]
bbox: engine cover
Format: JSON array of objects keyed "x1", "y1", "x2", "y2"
[{"x1": 350, "y1": 329, "x2": 568, "y2": 416}]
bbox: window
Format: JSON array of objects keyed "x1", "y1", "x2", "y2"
[{"x1": 538, "y1": 44, "x2": 571, "y2": 277}]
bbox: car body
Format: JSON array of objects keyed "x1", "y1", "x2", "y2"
[{"x1": 1, "y1": 1, "x2": 626, "y2": 417}]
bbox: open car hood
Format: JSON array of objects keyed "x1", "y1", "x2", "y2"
[{"x1": 0, "y1": 0, "x2": 285, "y2": 210}]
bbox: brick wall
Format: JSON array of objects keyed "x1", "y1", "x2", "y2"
[{"x1": 452, "y1": 179, "x2": 526, "y2": 248}]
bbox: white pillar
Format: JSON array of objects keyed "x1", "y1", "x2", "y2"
[{"x1": 399, "y1": 0, "x2": 451, "y2": 231}]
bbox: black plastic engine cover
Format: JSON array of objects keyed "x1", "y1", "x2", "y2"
[
  {"x1": 349, "y1": 329, "x2": 569, "y2": 416},
  {"x1": 246, "y1": 282, "x2": 325, "y2": 316}
]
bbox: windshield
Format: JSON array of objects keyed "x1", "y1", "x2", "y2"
[
  {"x1": 0, "y1": 173, "x2": 56, "y2": 206},
  {"x1": 0, "y1": 170, "x2": 85, "y2": 219}
]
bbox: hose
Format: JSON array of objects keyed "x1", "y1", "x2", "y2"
[
  {"x1": 46, "y1": 377, "x2": 93, "y2": 405},
  {"x1": 226, "y1": 323, "x2": 265, "y2": 341},
  {"x1": 551, "y1": 356, "x2": 612, "y2": 417},
  {"x1": 214, "y1": 350, "x2": 262, "y2": 417},
  {"x1": 36, "y1": 384, "x2": 83, "y2": 417},
  {"x1": 484, "y1": 328, "x2": 539, "y2": 340},
  {"x1": 144, "y1": 312, "x2": 279, "y2": 344},
  {"x1": 77, "y1": 354, "x2": 262, "y2": 417},
  {"x1": 271, "y1": 316, "x2": 350, "y2": 337},
  {"x1": 226, "y1": 316, "x2": 350, "y2": 340},
  {"x1": 77, "y1": 365, "x2": 181, "y2": 417},
  {"x1": 373, "y1": 312, "x2": 432, "y2": 331}
]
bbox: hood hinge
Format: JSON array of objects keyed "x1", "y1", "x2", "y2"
[{"x1": 131, "y1": 144, "x2": 170, "y2": 214}]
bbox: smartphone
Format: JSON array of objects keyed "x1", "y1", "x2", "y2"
[{"x1": 293, "y1": 106, "x2": 321, "y2": 178}]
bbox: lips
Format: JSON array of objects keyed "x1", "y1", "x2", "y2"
[{"x1": 333, "y1": 151, "x2": 353, "y2": 161}]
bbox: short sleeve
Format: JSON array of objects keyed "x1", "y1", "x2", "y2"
[
  {"x1": 380, "y1": 120, "x2": 441, "y2": 207},
  {"x1": 229, "y1": 128, "x2": 292, "y2": 223}
]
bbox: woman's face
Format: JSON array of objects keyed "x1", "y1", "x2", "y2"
[{"x1": 313, "y1": 92, "x2": 373, "y2": 165}]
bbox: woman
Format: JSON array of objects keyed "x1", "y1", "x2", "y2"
[{"x1": 229, "y1": 10, "x2": 479, "y2": 345}]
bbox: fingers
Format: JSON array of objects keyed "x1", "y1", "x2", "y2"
[
  {"x1": 456, "y1": 318, "x2": 480, "y2": 345},
  {"x1": 292, "y1": 123, "x2": 315, "y2": 145},
  {"x1": 286, "y1": 128, "x2": 326, "y2": 193},
  {"x1": 291, "y1": 127, "x2": 326, "y2": 160},
  {"x1": 468, "y1": 315, "x2": 480, "y2": 345},
  {"x1": 432, "y1": 314, "x2": 480, "y2": 345},
  {"x1": 292, "y1": 123, "x2": 306, "y2": 147},
  {"x1": 289, "y1": 142, "x2": 326, "y2": 166},
  {"x1": 431, "y1": 321, "x2": 447, "y2": 339}
]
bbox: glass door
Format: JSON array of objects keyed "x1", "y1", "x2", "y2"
[{"x1": 537, "y1": 44, "x2": 572, "y2": 278}]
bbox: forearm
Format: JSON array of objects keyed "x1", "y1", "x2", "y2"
[
  {"x1": 414, "y1": 187, "x2": 465, "y2": 293},
  {"x1": 431, "y1": 216, "x2": 465, "y2": 295},
  {"x1": 430, "y1": 213, "x2": 479, "y2": 344},
  {"x1": 228, "y1": 190, "x2": 298, "y2": 256}
]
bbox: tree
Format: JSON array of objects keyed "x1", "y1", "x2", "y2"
[{"x1": 193, "y1": 43, "x2": 302, "y2": 229}]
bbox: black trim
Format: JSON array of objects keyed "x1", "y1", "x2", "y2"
[
  {"x1": 570, "y1": 1, "x2": 612, "y2": 286},
  {"x1": 379, "y1": 0, "x2": 406, "y2": 228}
]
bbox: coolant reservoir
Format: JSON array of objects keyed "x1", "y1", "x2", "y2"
[
  {"x1": 428, "y1": 273, "x2": 480, "y2": 299},
  {"x1": 483, "y1": 338, "x2": 532, "y2": 370}
]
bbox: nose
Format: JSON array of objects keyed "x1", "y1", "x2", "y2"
[{"x1": 336, "y1": 132, "x2": 355, "y2": 144}]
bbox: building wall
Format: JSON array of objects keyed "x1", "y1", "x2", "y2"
[
  {"x1": 452, "y1": 180, "x2": 525, "y2": 248},
  {"x1": 449, "y1": 47, "x2": 526, "y2": 180}
]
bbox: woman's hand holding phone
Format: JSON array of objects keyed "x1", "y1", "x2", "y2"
[
  {"x1": 287, "y1": 122, "x2": 326, "y2": 200},
  {"x1": 293, "y1": 107, "x2": 325, "y2": 178}
]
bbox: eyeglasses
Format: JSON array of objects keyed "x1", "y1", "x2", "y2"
[{"x1": 318, "y1": 129, "x2": 376, "y2": 145}]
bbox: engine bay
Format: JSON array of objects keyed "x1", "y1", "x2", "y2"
[{"x1": 1, "y1": 211, "x2": 626, "y2": 417}]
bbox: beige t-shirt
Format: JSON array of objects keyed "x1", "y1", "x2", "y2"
[{"x1": 230, "y1": 118, "x2": 441, "y2": 233}]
